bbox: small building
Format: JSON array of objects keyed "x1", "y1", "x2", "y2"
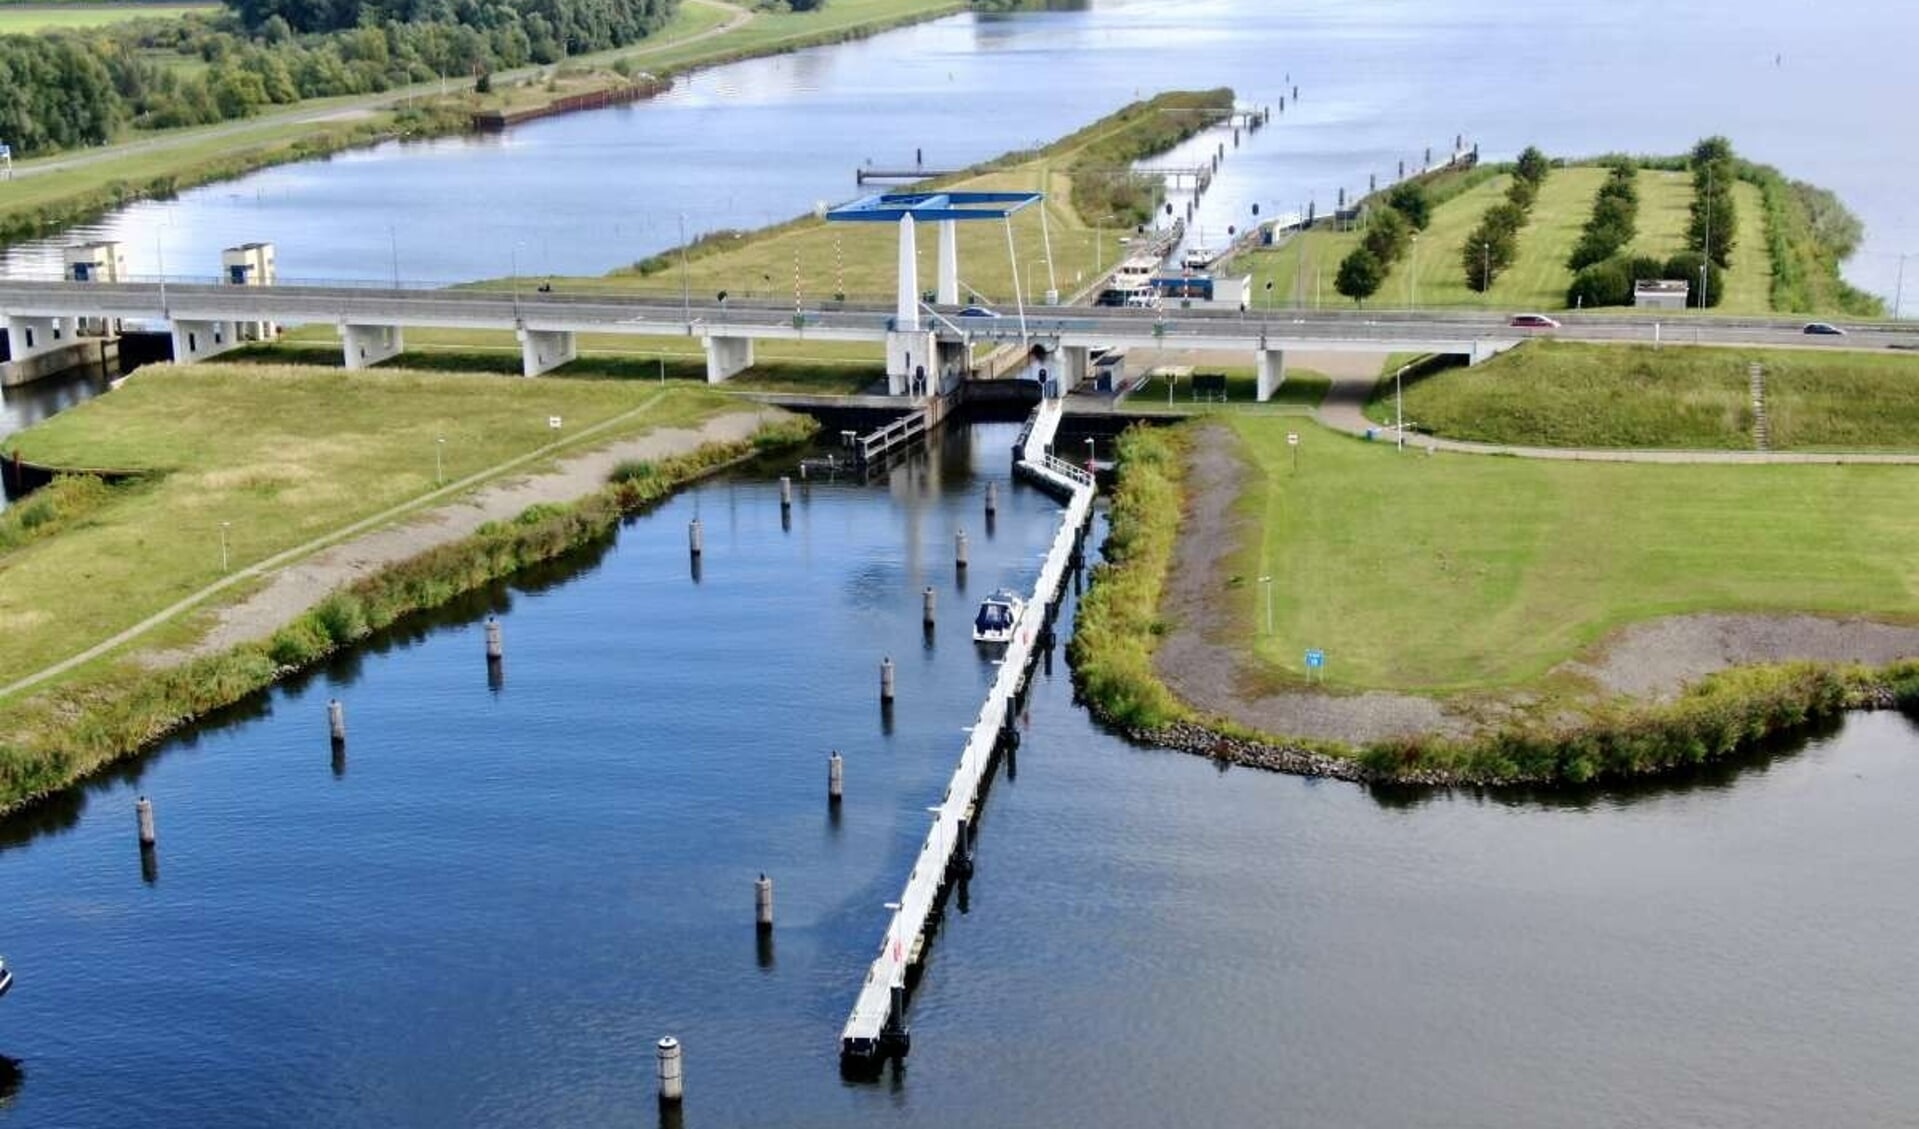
[
  {"x1": 64, "y1": 242, "x2": 127, "y2": 335},
  {"x1": 222, "y1": 242, "x2": 278, "y2": 341},
  {"x1": 1633, "y1": 279, "x2": 1690, "y2": 310}
]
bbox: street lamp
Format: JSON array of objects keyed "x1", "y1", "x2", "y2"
[
  {"x1": 1895, "y1": 253, "x2": 1914, "y2": 320},
  {"x1": 1258, "y1": 574, "x2": 1273, "y2": 635},
  {"x1": 1394, "y1": 364, "x2": 1407, "y2": 450},
  {"x1": 1408, "y1": 234, "x2": 1418, "y2": 310}
]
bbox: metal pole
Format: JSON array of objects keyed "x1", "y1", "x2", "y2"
[
  {"x1": 1701, "y1": 164, "x2": 1713, "y2": 309},
  {"x1": 436, "y1": 437, "x2": 445, "y2": 485},
  {"x1": 1005, "y1": 216, "x2": 1028, "y2": 344},
  {"x1": 219, "y1": 521, "x2": 230, "y2": 572},
  {"x1": 389, "y1": 224, "x2": 400, "y2": 289},
  {"x1": 1396, "y1": 365, "x2": 1404, "y2": 449},
  {"x1": 1039, "y1": 200, "x2": 1058, "y2": 300},
  {"x1": 1895, "y1": 254, "x2": 1907, "y2": 320}
]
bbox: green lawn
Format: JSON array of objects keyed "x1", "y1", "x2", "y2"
[
  {"x1": 1720, "y1": 180, "x2": 1772, "y2": 314},
  {"x1": 1632, "y1": 169, "x2": 1693, "y2": 262},
  {"x1": 0, "y1": 367, "x2": 731, "y2": 684},
  {"x1": 1366, "y1": 340, "x2": 1919, "y2": 450},
  {"x1": 0, "y1": 3, "x2": 213, "y2": 31},
  {"x1": 1230, "y1": 416, "x2": 1919, "y2": 691}
]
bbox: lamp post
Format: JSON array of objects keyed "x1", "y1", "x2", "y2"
[
  {"x1": 1895, "y1": 253, "x2": 1912, "y2": 320},
  {"x1": 1481, "y1": 241, "x2": 1490, "y2": 301},
  {"x1": 678, "y1": 212, "x2": 691, "y2": 325},
  {"x1": 389, "y1": 223, "x2": 400, "y2": 290},
  {"x1": 1395, "y1": 364, "x2": 1407, "y2": 450},
  {"x1": 1408, "y1": 234, "x2": 1418, "y2": 310}
]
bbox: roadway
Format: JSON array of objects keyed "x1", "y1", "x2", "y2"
[{"x1": 4, "y1": 279, "x2": 1916, "y2": 356}]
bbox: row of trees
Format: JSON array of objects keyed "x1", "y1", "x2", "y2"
[
  {"x1": 1332, "y1": 179, "x2": 1430, "y2": 304},
  {"x1": 1566, "y1": 251, "x2": 1722, "y2": 309},
  {"x1": 1566, "y1": 160, "x2": 1637, "y2": 270},
  {"x1": 0, "y1": 0, "x2": 678, "y2": 154},
  {"x1": 1689, "y1": 135, "x2": 1738, "y2": 269},
  {"x1": 1461, "y1": 144, "x2": 1549, "y2": 292}
]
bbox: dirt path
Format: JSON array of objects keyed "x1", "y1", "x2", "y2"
[
  {"x1": 168, "y1": 407, "x2": 780, "y2": 661},
  {"x1": 1151, "y1": 422, "x2": 1464, "y2": 744}
]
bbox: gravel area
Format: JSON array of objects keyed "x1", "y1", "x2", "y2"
[
  {"x1": 160, "y1": 408, "x2": 779, "y2": 663},
  {"x1": 1151, "y1": 422, "x2": 1466, "y2": 745},
  {"x1": 1560, "y1": 613, "x2": 1919, "y2": 699}
]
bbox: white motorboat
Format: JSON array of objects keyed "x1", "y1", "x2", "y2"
[{"x1": 972, "y1": 589, "x2": 1026, "y2": 645}]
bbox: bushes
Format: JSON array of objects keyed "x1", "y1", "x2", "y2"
[
  {"x1": 1748, "y1": 161, "x2": 1884, "y2": 316},
  {"x1": 1068, "y1": 425, "x2": 1188, "y2": 732},
  {"x1": 1688, "y1": 136, "x2": 1738, "y2": 271},
  {"x1": 1567, "y1": 161, "x2": 1639, "y2": 270},
  {"x1": 0, "y1": 474, "x2": 119, "y2": 555},
  {"x1": 1361, "y1": 662, "x2": 1861, "y2": 784},
  {"x1": 1066, "y1": 89, "x2": 1235, "y2": 228},
  {"x1": 1335, "y1": 188, "x2": 1420, "y2": 305}
]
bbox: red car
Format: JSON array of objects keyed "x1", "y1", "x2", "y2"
[{"x1": 1508, "y1": 313, "x2": 1561, "y2": 329}]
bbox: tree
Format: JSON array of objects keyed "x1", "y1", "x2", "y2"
[
  {"x1": 1691, "y1": 136, "x2": 1734, "y2": 168},
  {"x1": 1514, "y1": 145, "x2": 1551, "y2": 187},
  {"x1": 1385, "y1": 181, "x2": 1430, "y2": 230},
  {"x1": 1335, "y1": 247, "x2": 1386, "y2": 306},
  {"x1": 1462, "y1": 226, "x2": 1517, "y2": 292},
  {"x1": 1664, "y1": 251, "x2": 1725, "y2": 307},
  {"x1": 1504, "y1": 175, "x2": 1538, "y2": 212},
  {"x1": 1362, "y1": 206, "x2": 1411, "y2": 266}
]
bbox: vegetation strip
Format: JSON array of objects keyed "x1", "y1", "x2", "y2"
[{"x1": 0, "y1": 414, "x2": 817, "y2": 816}]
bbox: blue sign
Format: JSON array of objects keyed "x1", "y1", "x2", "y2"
[
  {"x1": 0, "y1": 143, "x2": 10, "y2": 159},
  {"x1": 1305, "y1": 649, "x2": 1325, "y2": 670}
]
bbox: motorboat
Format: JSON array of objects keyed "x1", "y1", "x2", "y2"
[
  {"x1": 0, "y1": 955, "x2": 12, "y2": 998},
  {"x1": 972, "y1": 589, "x2": 1026, "y2": 645}
]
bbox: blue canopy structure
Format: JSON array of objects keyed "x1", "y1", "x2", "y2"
[
  {"x1": 824, "y1": 191, "x2": 1052, "y2": 336},
  {"x1": 824, "y1": 191, "x2": 1043, "y2": 224}
]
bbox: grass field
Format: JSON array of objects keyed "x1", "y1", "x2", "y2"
[
  {"x1": 0, "y1": 3, "x2": 213, "y2": 31},
  {"x1": 1231, "y1": 416, "x2": 1919, "y2": 692},
  {"x1": 0, "y1": 367, "x2": 731, "y2": 685},
  {"x1": 1230, "y1": 163, "x2": 1778, "y2": 315},
  {"x1": 1127, "y1": 367, "x2": 1328, "y2": 414},
  {"x1": 1365, "y1": 340, "x2": 1919, "y2": 450}
]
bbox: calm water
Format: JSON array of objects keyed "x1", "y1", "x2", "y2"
[
  {"x1": 2, "y1": 420, "x2": 1917, "y2": 1126},
  {"x1": 0, "y1": 0, "x2": 1912, "y2": 304}
]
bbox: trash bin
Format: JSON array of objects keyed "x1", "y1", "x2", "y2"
[{"x1": 1364, "y1": 428, "x2": 1376, "y2": 441}]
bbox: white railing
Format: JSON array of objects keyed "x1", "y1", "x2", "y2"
[{"x1": 841, "y1": 399, "x2": 1095, "y2": 1058}]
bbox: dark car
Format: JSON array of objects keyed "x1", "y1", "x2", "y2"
[
  {"x1": 1508, "y1": 313, "x2": 1561, "y2": 329},
  {"x1": 956, "y1": 306, "x2": 1000, "y2": 318},
  {"x1": 1802, "y1": 322, "x2": 1846, "y2": 336}
]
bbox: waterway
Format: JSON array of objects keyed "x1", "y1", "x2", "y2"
[
  {"x1": 2, "y1": 420, "x2": 1917, "y2": 1126},
  {"x1": 0, "y1": 0, "x2": 1912, "y2": 304}
]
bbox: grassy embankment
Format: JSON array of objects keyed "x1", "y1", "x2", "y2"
[
  {"x1": 1233, "y1": 160, "x2": 1776, "y2": 316},
  {"x1": 1073, "y1": 417, "x2": 1919, "y2": 784},
  {"x1": 0, "y1": 365, "x2": 813, "y2": 812},
  {"x1": 0, "y1": 4, "x2": 214, "y2": 32},
  {"x1": 1367, "y1": 340, "x2": 1919, "y2": 450},
  {"x1": 0, "y1": 0, "x2": 968, "y2": 249},
  {"x1": 241, "y1": 88, "x2": 1239, "y2": 385}
]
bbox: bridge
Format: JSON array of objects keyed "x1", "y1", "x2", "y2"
[{"x1": 2, "y1": 279, "x2": 1913, "y2": 402}]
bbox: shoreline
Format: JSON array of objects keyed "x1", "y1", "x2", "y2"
[
  {"x1": 0, "y1": 0, "x2": 971, "y2": 253},
  {"x1": 1073, "y1": 421, "x2": 1919, "y2": 788},
  {"x1": 0, "y1": 408, "x2": 817, "y2": 818}
]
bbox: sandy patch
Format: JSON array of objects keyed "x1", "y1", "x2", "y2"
[{"x1": 1560, "y1": 613, "x2": 1919, "y2": 699}]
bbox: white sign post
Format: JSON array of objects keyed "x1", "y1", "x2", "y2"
[{"x1": 1287, "y1": 430, "x2": 1300, "y2": 472}]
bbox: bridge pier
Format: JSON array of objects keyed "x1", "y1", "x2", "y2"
[
  {"x1": 886, "y1": 329, "x2": 938, "y2": 397},
  {"x1": 172, "y1": 318, "x2": 240, "y2": 364},
  {"x1": 339, "y1": 323, "x2": 405, "y2": 370},
  {"x1": 1255, "y1": 346, "x2": 1287, "y2": 402},
  {"x1": 704, "y1": 334, "x2": 754, "y2": 383},
  {"x1": 1053, "y1": 344, "x2": 1090, "y2": 394},
  {"x1": 518, "y1": 327, "x2": 577, "y2": 377},
  {"x1": 937, "y1": 220, "x2": 959, "y2": 306}
]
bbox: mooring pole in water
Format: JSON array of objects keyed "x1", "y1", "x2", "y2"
[
  {"x1": 779, "y1": 476, "x2": 792, "y2": 510},
  {"x1": 880, "y1": 656, "x2": 896, "y2": 703},
  {"x1": 984, "y1": 481, "x2": 997, "y2": 517},
  {"x1": 327, "y1": 698, "x2": 346, "y2": 746},
  {"x1": 484, "y1": 616, "x2": 503, "y2": 661},
  {"x1": 135, "y1": 796, "x2": 156, "y2": 847},
  {"x1": 922, "y1": 586, "x2": 936, "y2": 630},
  {"x1": 656, "y1": 1036, "x2": 684, "y2": 1105},
  {"x1": 755, "y1": 873, "x2": 775, "y2": 933},
  {"x1": 688, "y1": 517, "x2": 704, "y2": 558},
  {"x1": 829, "y1": 751, "x2": 844, "y2": 806},
  {"x1": 955, "y1": 528, "x2": 968, "y2": 573}
]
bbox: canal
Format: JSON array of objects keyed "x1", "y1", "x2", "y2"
[
  {"x1": 2, "y1": 419, "x2": 1917, "y2": 1126},
  {"x1": 0, "y1": 0, "x2": 1912, "y2": 300}
]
